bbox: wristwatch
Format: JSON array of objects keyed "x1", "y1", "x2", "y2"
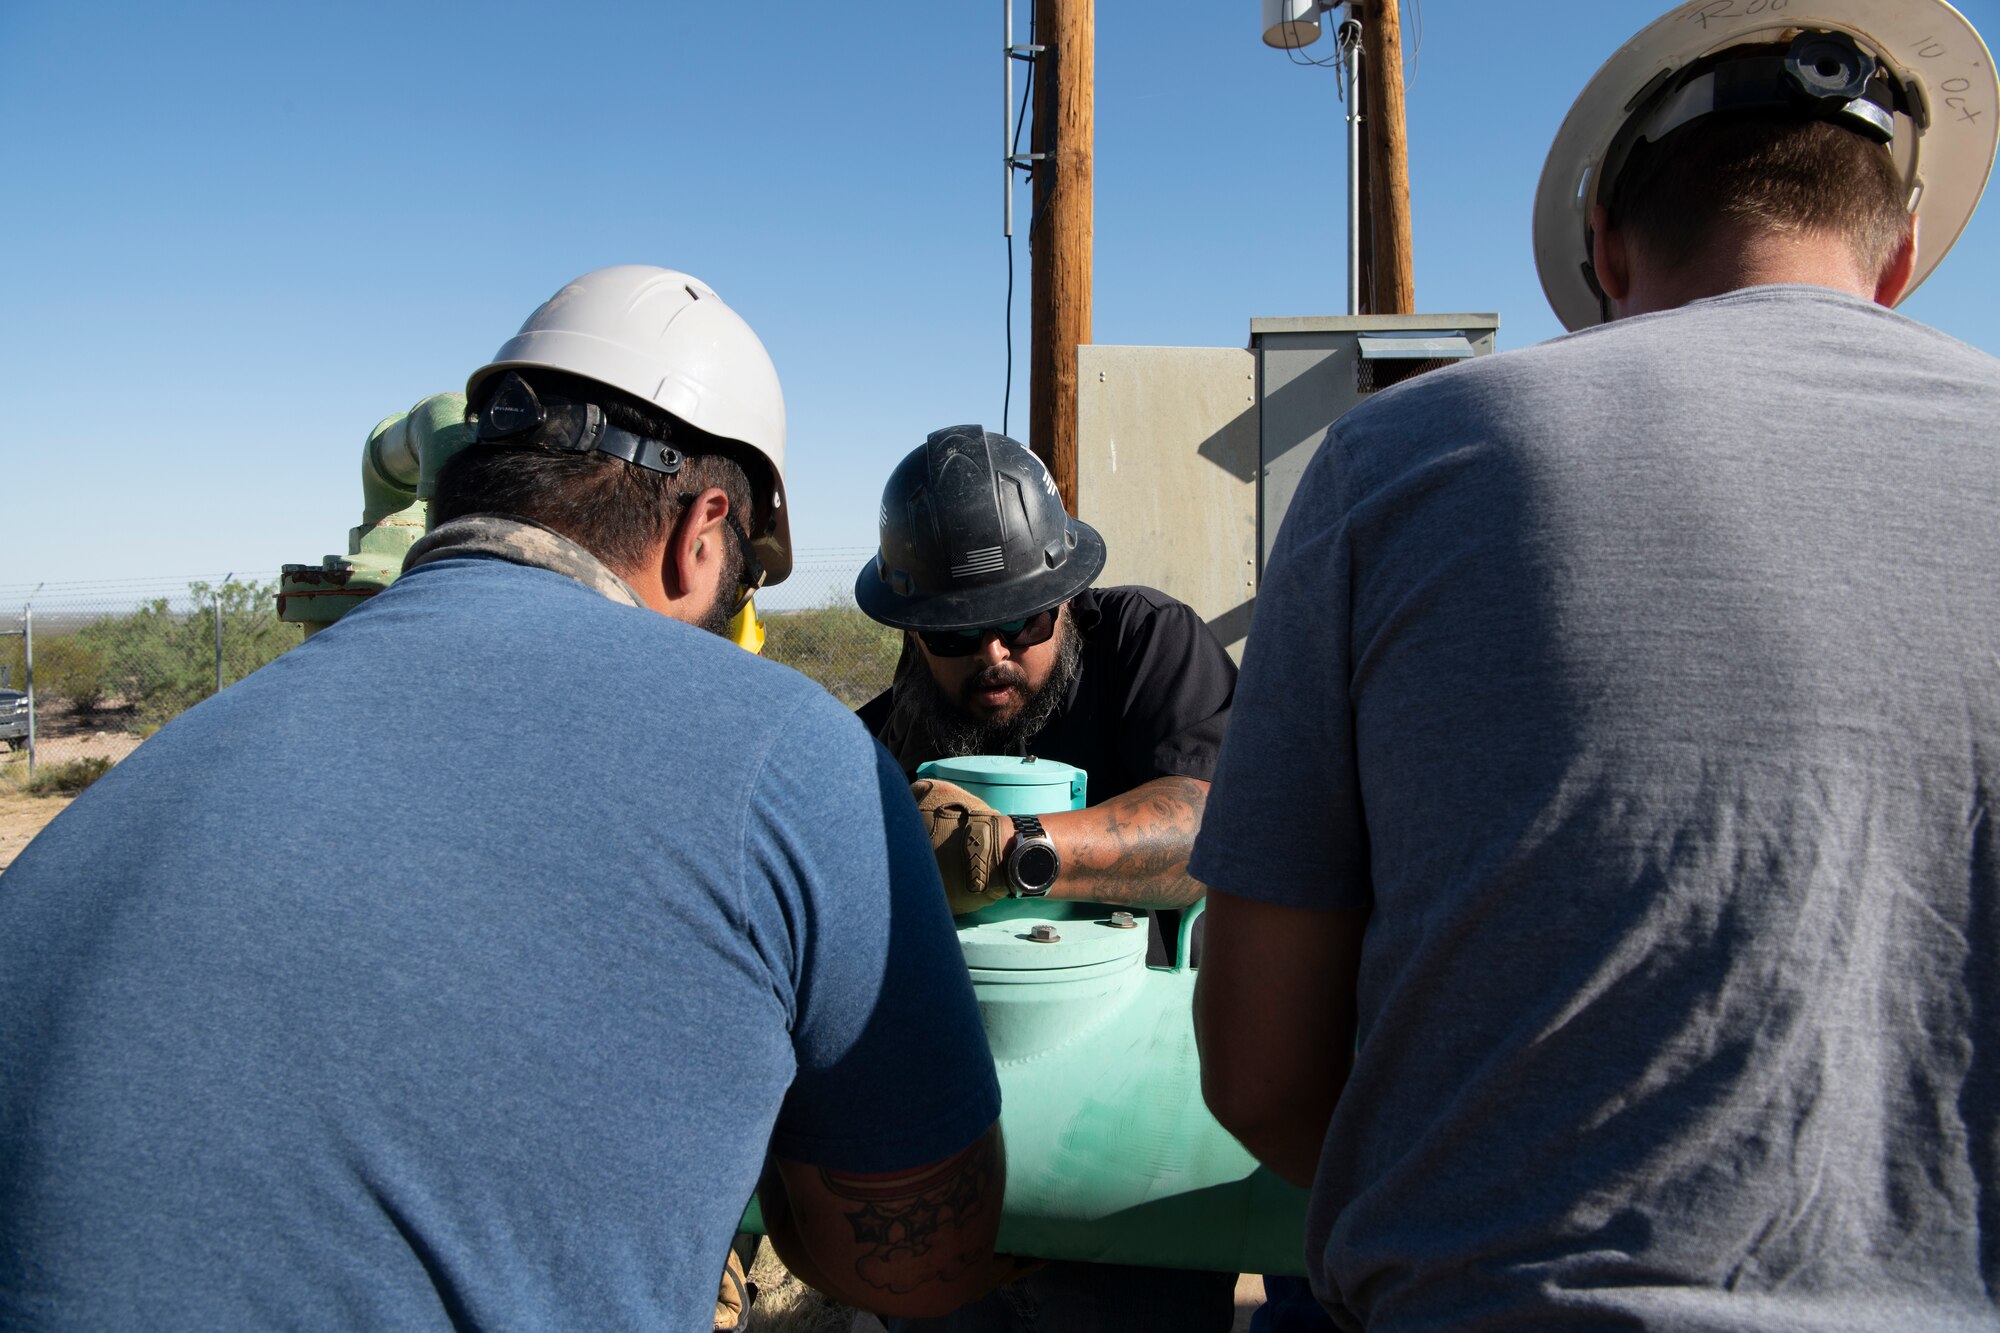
[{"x1": 1006, "y1": 814, "x2": 1061, "y2": 898}]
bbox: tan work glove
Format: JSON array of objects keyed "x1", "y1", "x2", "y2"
[
  {"x1": 712, "y1": 1248, "x2": 750, "y2": 1331},
  {"x1": 911, "y1": 779, "x2": 1011, "y2": 915}
]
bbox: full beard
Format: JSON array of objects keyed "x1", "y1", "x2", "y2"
[{"x1": 914, "y1": 615, "x2": 1085, "y2": 759}]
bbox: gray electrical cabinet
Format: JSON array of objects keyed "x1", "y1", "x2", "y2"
[
  {"x1": 1252, "y1": 314, "x2": 1498, "y2": 570},
  {"x1": 1076, "y1": 312, "x2": 1498, "y2": 659}
]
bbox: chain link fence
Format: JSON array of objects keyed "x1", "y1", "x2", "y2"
[
  {"x1": 756, "y1": 550, "x2": 903, "y2": 709},
  {"x1": 1, "y1": 550, "x2": 900, "y2": 786},
  {"x1": 0, "y1": 577, "x2": 299, "y2": 783}
]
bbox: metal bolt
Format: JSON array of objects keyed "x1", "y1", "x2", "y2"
[
  {"x1": 1027, "y1": 924, "x2": 1061, "y2": 943},
  {"x1": 1107, "y1": 911, "x2": 1137, "y2": 930}
]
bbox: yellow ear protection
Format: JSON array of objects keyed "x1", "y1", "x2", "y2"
[{"x1": 727, "y1": 597, "x2": 766, "y2": 655}]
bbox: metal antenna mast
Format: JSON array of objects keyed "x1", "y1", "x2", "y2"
[
  {"x1": 1004, "y1": 0, "x2": 1044, "y2": 237},
  {"x1": 1263, "y1": 0, "x2": 1415, "y2": 314}
]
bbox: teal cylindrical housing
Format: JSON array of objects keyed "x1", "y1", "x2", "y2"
[
  {"x1": 912, "y1": 756, "x2": 1309, "y2": 1273},
  {"x1": 915, "y1": 755, "x2": 1087, "y2": 812}
]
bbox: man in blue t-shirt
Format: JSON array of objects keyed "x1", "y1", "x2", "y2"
[{"x1": 0, "y1": 266, "x2": 1006, "y2": 1330}]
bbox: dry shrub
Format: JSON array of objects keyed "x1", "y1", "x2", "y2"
[{"x1": 27, "y1": 756, "x2": 112, "y2": 796}]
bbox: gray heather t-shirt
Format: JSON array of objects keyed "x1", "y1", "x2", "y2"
[{"x1": 1190, "y1": 287, "x2": 2000, "y2": 1330}]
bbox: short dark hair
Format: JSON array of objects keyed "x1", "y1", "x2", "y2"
[
  {"x1": 433, "y1": 369, "x2": 762, "y2": 576},
  {"x1": 1608, "y1": 54, "x2": 1909, "y2": 279}
]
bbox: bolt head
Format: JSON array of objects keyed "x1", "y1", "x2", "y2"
[
  {"x1": 1107, "y1": 911, "x2": 1137, "y2": 929},
  {"x1": 1027, "y1": 924, "x2": 1061, "y2": 943}
]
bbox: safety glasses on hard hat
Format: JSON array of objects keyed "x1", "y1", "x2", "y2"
[
  {"x1": 917, "y1": 609, "x2": 1057, "y2": 658},
  {"x1": 474, "y1": 371, "x2": 688, "y2": 477}
]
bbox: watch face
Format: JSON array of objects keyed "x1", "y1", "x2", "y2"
[{"x1": 1015, "y1": 842, "x2": 1059, "y2": 891}]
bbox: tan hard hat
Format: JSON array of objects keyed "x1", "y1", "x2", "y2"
[{"x1": 1533, "y1": 0, "x2": 1998, "y2": 331}]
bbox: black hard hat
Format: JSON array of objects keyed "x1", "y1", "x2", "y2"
[{"x1": 855, "y1": 425, "x2": 1106, "y2": 632}]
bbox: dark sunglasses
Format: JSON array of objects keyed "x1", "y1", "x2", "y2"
[{"x1": 917, "y1": 609, "x2": 1057, "y2": 658}]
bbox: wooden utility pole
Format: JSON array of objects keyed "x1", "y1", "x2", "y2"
[
  {"x1": 1359, "y1": 0, "x2": 1414, "y2": 313},
  {"x1": 1028, "y1": 0, "x2": 1092, "y2": 514}
]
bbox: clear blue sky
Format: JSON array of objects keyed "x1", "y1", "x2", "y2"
[{"x1": 3, "y1": 0, "x2": 1995, "y2": 589}]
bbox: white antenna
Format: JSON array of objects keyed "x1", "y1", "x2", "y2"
[{"x1": 1261, "y1": 0, "x2": 1324, "y2": 51}]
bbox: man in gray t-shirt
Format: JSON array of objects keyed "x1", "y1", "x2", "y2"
[{"x1": 1191, "y1": 4, "x2": 2000, "y2": 1330}]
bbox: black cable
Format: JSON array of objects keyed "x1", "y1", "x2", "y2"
[
  {"x1": 1004, "y1": 236, "x2": 1016, "y2": 437},
  {"x1": 1004, "y1": 0, "x2": 1035, "y2": 436},
  {"x1": 1284, "y1": 5, "x2": 1344, "y2": 69},
  {"x1": 1407, "y1": 0, "x2": 1422, "y2": 87},
  {"x1": 1284, "y1": 16, "x2": 1342, "y2": 68},
  {"x1": 1336, "y1": 17, "x2": 1356, "y2": 105}
]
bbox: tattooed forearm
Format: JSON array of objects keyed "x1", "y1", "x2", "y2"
[
  {"x1": 818, "y1": 1133, "x2": 1002, "y2": 1296},
  {"x1": 1042, "y1": 775, "x2": 1210, "y2": 908},
  {"x1": 761, "y1": 1129, "x2": 1006, "y2": 1313}
]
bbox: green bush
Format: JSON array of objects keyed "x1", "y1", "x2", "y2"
[
  {"x1": 0, "y1": 580, "x2": 301, "y2": 731},
  {"x1": 27, "y1": 756, "x2": 113, "y2": 796},
  {"x1": 0, "y1": 622, "x2": 111, "y2": 709},
  {"x1": 31, "y1": 637, "x2": 112, "y2": 713},
  {"x1": 66, "y1": 579, "x2": 301, "y2": 726},
  {"x1": 762, "y1": 603, "x2": 904, "y2": 709}
]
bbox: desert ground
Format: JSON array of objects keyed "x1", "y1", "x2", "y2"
[
  {"x1": 0, "y1": 720, "x2": 144, "y2": 871},
  {"x1": 0, "y1": 781, "x2": 71, "y2": 871}
]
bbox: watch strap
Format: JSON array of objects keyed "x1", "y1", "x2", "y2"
[{"x1": 1007, "y1": 814, "x2": 1057, "y2": 897}]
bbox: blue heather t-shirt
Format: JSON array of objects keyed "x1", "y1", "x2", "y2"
[{"x1": 0, "y1": 556, "x2": 1000, "y2": 1330}]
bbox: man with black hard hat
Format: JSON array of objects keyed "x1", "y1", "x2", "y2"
[
  {"x1": 1191, "y1": 2, "x2": 2000, "y2": 1328},
  {"x1": 856, "y1": 424, "x2": 1240, "y2": 1333}
]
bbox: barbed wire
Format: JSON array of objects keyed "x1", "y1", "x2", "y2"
[
  {"x1": 0, "y1": 549, "x2": 887, "y2": 604},
  {"x1": 1, "y1": 557, "x2": 904, "y2": 775},
  {"x1": 0, "y1": 575, "x2": 248, "y2": 599}
]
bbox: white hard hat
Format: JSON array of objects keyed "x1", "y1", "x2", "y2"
[
  {"x1": 1533, "y1": 0, "x2": 1998, "y2": 332},
  {"x1": 467, "y1": 265, "x2": 793, "y2": 583}
]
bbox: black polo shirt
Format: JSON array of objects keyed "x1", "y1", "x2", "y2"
[{"x1": 858, "y1": 585, "x2": 1236, "y2": 800}]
